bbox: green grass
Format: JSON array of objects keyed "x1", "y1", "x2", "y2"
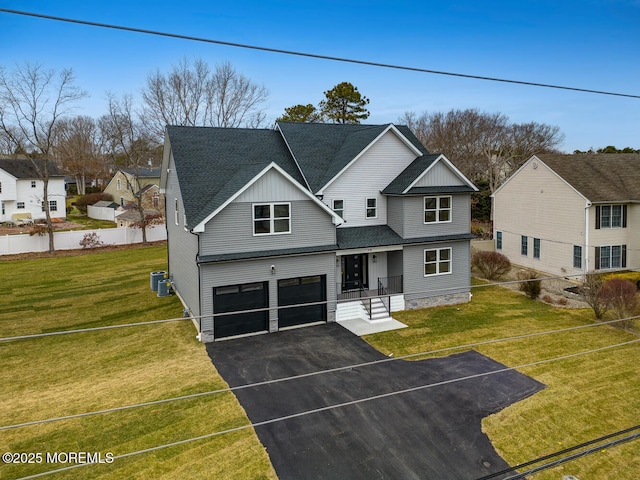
[
  {"x1": 0, "y1": 246, "x2": 276, "y2": 480},
  {"x1": 366, "y1": 279, "x2": 640, "y2": 479}
]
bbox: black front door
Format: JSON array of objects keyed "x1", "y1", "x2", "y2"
[{"x1": 343, "y1": 254, "x2": 368, "y2": 291}]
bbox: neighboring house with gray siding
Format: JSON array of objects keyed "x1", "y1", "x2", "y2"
[
  {"x1": 493, "y1": 153, "x2": 640, "y2": 277},
  {"x1": 161, "y1": 122, "x2": 477, "y2": 342}
]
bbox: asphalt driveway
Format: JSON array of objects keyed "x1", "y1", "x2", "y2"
[{"x1": 206, "y1": 323, "x2": 544, "y2": 480}]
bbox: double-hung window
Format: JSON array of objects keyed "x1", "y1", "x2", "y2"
[
  {"x1": 424, "y1": 247, "x2": 452, "y2": 276},
  {"x1": 31, "y1": 180, "x2": 36, "y2": 188},
  {"x1": 521, "y1": 236, "x2": 528, "y2": 256},
  {"x1": 253, "y1": 203, "x2": 290, "y2": 235},
  {"x1": 333, "y1": 200, "x2": 344, "y2": 219},
  {"x1": 496, "y1": 231, "x2": 503, "y2": 250},
  {"x1": 533, "y1": 238, "x2": 540, "y2": 259},
  {"x1": 366, "y1": 198, "x2": 377, "y2": 218},
  {"x1": 596, "y1": 204, "x2": 626, "y2": 229},
  {"x1": 424, "y1": 196, "x2": 451, "y2": 223},
  {"x1": 595, "y1": 245, "x2": 627, "y2": 270},
  {"x1": 573, "y1": 245, "x2": 582, "y2": 269},
  {"x1": 17, "y1": 202, "x2": 25, "y2": 209}
]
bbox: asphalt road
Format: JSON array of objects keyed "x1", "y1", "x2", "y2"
[{"x1": 207, "y1": 323, "x2": 545, "y2": 480}]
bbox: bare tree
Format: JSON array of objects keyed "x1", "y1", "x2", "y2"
[
  {"x1": 100, "y1": 93, "x2": 159, "y2": 243},
  {"x1": 141, "y1": 58, "x2": 268, "y2": 139},
  {"x1": 54, "y1": 116, "x2": 104, "y2": 195},
  {"x1": 0, "y1": 63, "x2": 87, "y2": 252}
]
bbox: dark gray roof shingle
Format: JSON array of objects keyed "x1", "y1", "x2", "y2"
[
  {"x1": 537, "y1": 154, "x2": 640, "y2": 202},
  {"x1": 336, "y1": 225, "x2": 474, "y2": 250},
  {"x1": 166, "y1": 126, "x2": 306, "y2": 228},
  {"x1": 0, "y1": 159, "x2": 62, "y2": 178},
  {"x1": 382, "y1": 154, "x2": 441, "y2": 194}
]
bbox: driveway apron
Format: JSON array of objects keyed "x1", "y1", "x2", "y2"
[{"x1": 206, "y1": 323, "x2": 545, "y2": 480}]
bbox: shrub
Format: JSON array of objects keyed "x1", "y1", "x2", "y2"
[
  {"x1": 556, "y1": 297, "x2": 568, "y2": 306},
  {"x1": 79, "y1": 232, "x2": 105, "y2": 249},
  {"x1": 518, "y1": 271, "x2": 542, "y2": 299},
  {"x1": 580, "y1": 273, "x2": 608, "y2": 320},
  {"x1": 74, "y1": 193, "x2": 114, "y2": 214},
  {"x1": 599, "y1": 278, "x2": 639, "y2": 330},
  {"x1": 471, "y1": 250, "x2": 511, "y2": 280}
]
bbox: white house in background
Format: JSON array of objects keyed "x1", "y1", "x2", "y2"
[
  {"x1": 0, "y1": 159, "x2": 66, "y2": 224},
  {"x1": 493, "y1": 153, "x2": 640, "y2": 277}
]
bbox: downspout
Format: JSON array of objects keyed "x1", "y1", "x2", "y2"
[{"x1": 584, "y1": 202, "x2": 591, "y2": 276}]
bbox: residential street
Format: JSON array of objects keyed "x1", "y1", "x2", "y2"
[{"x1": 207, "y1": 323, "x2": 545, "y2": 479}]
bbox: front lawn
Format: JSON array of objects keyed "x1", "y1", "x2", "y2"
[
  {"x1": 0, "y1": 246, "x2": 276, "y2": 479},
  {"x1": 366, "y1": 280, "x2": 640, "y2": 479}
]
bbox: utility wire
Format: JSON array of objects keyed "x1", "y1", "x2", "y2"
[
  {"x1": 13, "y1": 337, "x2": 640, "y2": 479},
  {"x1": 2, "y1": 265, "x2": 639, "y2": 342},
  {"x1": 1, "y1": 8, "x2": 639, "y2": 99},
  {"x1": 3, "y1": 314, "x2": 638, "y2": 432},
  {"x1": 476, "y1": 424, "x2": 640, "y2": 479}
]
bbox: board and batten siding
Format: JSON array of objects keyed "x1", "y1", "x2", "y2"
[
  {"x1": 199, "y1": 168, "x2": 336, "y2": 257},
  {"x1": 494, "y1": 158, "x2": 587, "y2": 277},
  {"x1": 403, "y1": 241, "x2": 471, "y2": 301},
  {"x1": 165, "y1": 152, "x2": 201, "y2": 318},
  {"x1": 322, "y1": 130, "x2": 419, "y2": 228},
  {"x1": 199, "y1": 252, "x2": 336, "y2": 337},
  {"x1": 413, "y1": 160, "x2": 461, "y2": 187}
]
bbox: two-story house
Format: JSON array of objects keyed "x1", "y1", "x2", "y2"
[
  {"x1": 493, "y1": 153, "x2": 640, "y2": 277},
  {"x1": 103, "y1": 168, "x2": 164, "y2": 211},
  {"x1": 0, "y1": 159, "x2": 66, "y2": 224},
  {"x1": 161, "y1": 122, "x2": 477, "y2": 341}
]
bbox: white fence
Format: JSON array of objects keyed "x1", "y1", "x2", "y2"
[
  {"x1": 87, "y1": 204, "x2": 118, "y2": 222},
  {"x1": 0, "y1": 226, "x2": 167, "y2": 255}
]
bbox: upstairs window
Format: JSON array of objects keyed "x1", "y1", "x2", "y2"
[
  {"x1": 31, "y1": 180, "x2": 37, "y2": 188},
  {"x1": 366, "y1": 198, "x2": 377, "y2": 218},
  {"x1": 0, "y1": 182, "x2": 2, "y2": 193},
  {"x1": 253, "y1": 203, "x2": 290, "y2": 235},
  {"x1": 17, "y1": 202, "x2": 25, "y2": 209},
  {"x1": 424, "y1": 196, "x2": 451, "y2": 223},
  {"x1": 333, "y1": 199, "x2": 344, "y2": 219},
  {"x1": 596, "y1": 205, "x2": 626, "y2": 229},
  {"x1": 117, "y1": 179, "x2": 121, "y2": 191}
]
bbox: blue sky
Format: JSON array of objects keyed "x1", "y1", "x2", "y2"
[{"x1": 1, "y1": 0, "x2": 639, "y2": 152}]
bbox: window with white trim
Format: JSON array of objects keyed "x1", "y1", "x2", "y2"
[
  {"x1": 0, "y1": 182, "x2": 2, "y2": 193},
  {"x1": 596, "y1": 205, "x2": 626, "y2": 229},
  {"x1": 41, "y1": 200, "x2": 58, "y2": 212},
  {"x1": 573, "y1": 246, "x2": 582, "y2": 269},
  {"x1": 533, "y1": 238, "x2": 540, "y2": 259},
  {"x1": 31, "y1": 180, "x2": 37, "y2": 188},
  {"x1": 253, "y1": 203, "x2": 290, "y2": 235},
  {"x1": 424, "y1": 247, "x2": 452, "y2": 276},
  {"x1": 17, "y1": 202, "x2": 25, "y2": 209},
  {"x1": 521, "y1": 236, "x2": 528, "y2": 256},
  {"x1": 333, "y1": 199, "x2": 344, "y2": 219},
  {"x1": 496, "y1": 231, "x2": 503, "y2": 250},
  {"x1": 424, "y1": 196, "x2": 451, "y2": 223},
  {"x1": 366, "y1": 198, "x2": 377, "y2": 218},
  {"x1": 595, "y1": 245, "x2": 626, "y2": 270},
  {"x1": 117, "y1": 179, "x2": 121, "y2": 190},
  {"x1": 174, "y1": 198, "x2": 179, "y2": 225}
]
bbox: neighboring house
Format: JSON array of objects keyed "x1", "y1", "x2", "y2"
[
  {"x1": 161, "y1": 122, "x2": 477, "y2": 342},
  {"x1": 493, "y1": 153, "x2": 640, "y2": 277},
  {"x1": 103, "y1": 168, "x2": 164, "y2": 212},
  {"x1": 0, "y1": 159, "x2": 66, "y2": 224}
]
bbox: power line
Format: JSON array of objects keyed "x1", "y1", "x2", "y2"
[
  {"x1": 13, "y1": 337, "x2": 640, "y2": 479},
  {"x1": 475, "y1": 424, "x2": 640, "y2": 480},
  {"x1": 1, "y1": 8, "x2": 640, "y2": 100},
  {"x1": 3, "y1": 314, "x2": 637, "y2": 432}
]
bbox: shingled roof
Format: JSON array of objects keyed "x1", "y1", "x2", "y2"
[
  {"x1": 537, "y1": 154, "x2": 640, "y2": 203},
  {"x1": 0, "y1": 159, "x2": 63, "y2": 178},
  {"x1": 166, "y1": 126, "x2": 306, "y2": 229}
]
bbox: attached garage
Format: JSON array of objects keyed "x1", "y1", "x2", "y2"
[
  {"x1": 213, "y1": 282, "x2": 268, "y2": 338},
  {"x1": 278, "y1": 275, "x2": 327, "y2": 328}
]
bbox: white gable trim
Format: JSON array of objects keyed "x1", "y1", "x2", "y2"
[
  {"x1": 492, "y1": 155, "x2": 589, "y2": 202},
  {"x1": 192, "y1": 162, "x2": 343, "y2": 233},
  {"x1": 318, "y1": 124, "x2": 423, "y2": 194},
  {"x1": 403, "y1": 154, "x2": 478, "y2": 194}
]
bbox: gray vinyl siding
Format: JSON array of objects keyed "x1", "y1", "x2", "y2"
[
  {"x1": 199, "y1": 252, "x2": 336, "y2": 337},
  {"x1": 199, "y1": 200, "x2": 336, "y2": 256},
  {"x1": 400, "y1": 194, "x2": 471, "y2": 239},
  {"x1": 387, "y1": 196, "x2": 404, "y2": 237},
  {"x1": 165, "y1": 153, "x2": 201, "y2": 317},
  {"x1": 387, "y1": 250, "x2": 403, "y2": 278},
  {"x1": 414, "y1": 161, "x2": 461, "y2": 187},
  {"x1": 403, "y1": 241, "x2": 471, "y2": 300}
]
